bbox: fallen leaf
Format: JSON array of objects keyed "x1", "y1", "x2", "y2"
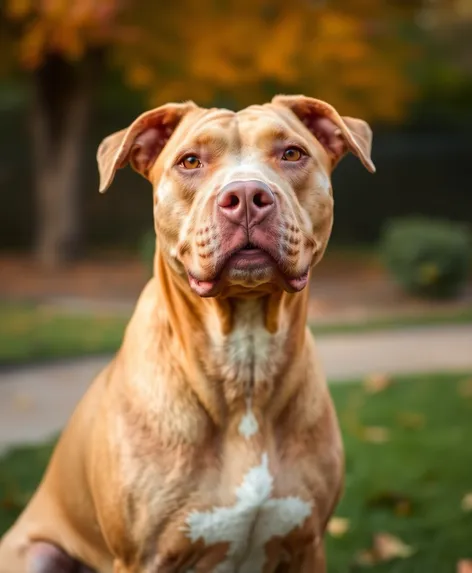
[
  {"x1": 355, "y1": 549, "x2": 376, "y2": 566},
  {"x1": 362, "y1": 426, "x2": 391, "y2": 444},
  {"x1": 461, "y1": 493, "x2": 472, "y2": 512},
  {"x1": 363, "y1": 373, "x2": 392, "y2": 394},
  {"x1": 458, "y1": 378, "x2": 472, "y2": 398},
  {"x1": 458, "y1": 560, "x2": 472, "y2": 573},
  {"x1": 367, "y1": 491, "x2": 415, "y2": 516},
  {"x1": 373, "y1": 532, "x2": 415, "y2": 561},
  {"x1": 327, "y1": 517, "x2": 350, "y2": 538},
  {"x1": 396, "y1": 411, "x2": 426, "y2": 431},
  {"x1": 355, "y1": 533, "x2": 415, "y2": 566},
  {"x1": 0, "y1": 489, "x2": 33, "y2": 511}
]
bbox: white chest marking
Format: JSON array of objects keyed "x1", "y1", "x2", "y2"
[
  {"x1": 184, "y1": 454, "x2": 312, "y2": 572},
  {"x1": 238, "y1": 399, "x2": 259, "y2": 439},
  {"x1": 208, "y1": 299, "x2": 286, "y2": 393}
]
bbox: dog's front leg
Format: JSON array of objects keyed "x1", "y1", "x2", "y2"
[
  {"x1": 269, "y1": 542, "x2": 326, "y2": 573},
  {"x1": 298, "y1": 541, "x2": 326, "y2": 573}
]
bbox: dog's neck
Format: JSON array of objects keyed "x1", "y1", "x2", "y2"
[{"x1": 136, "y1": 247, "x2": 309, "y2": 423}]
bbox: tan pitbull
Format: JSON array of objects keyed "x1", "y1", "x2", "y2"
[{"x1": 0, "y1": 95, "x2": 375, "y2": 573}]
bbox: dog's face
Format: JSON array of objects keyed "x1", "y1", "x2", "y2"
[{"x1": 98, "y1": 95, "x2": 375, "y2": 297}]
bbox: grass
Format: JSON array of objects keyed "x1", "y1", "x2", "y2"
[
  {"x1": 1, "y1": 372, "x2": 471, "y2": 572},
  {"x1": 0, "y1": 302, "x2": 128, "y2": 366},
  {"x1": 326, "y1": 372, "x2": 472, "y2": 572},
  {"x1": 311, "y1": 305, "x2": 472, "y2": 336},
  {"x1": 0, "y1": 302, "x2": 471, "y2": 366}
]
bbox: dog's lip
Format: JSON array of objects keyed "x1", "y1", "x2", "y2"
[
  {"x1": 187, "y1": 241, "x2": 309, "y2": 296},
  {"x1": 186, "y1": 247, "x2": 272, "y2": 297},
  {"x1": 285, "y1": 269, "x2": 309, "y2": 292},
  {"x1": 228, "y1": 245, "x2": 272, "y2": 260},
  {"x1": 187, "y1": 273, "x2": 220, "y2": 297}
]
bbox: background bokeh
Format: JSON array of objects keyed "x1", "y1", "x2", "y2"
[
  {"x1": 0, "y1": 0, "x2": 471, "y2": 261},
  {"x1": 0, "y1": 2, "x2": 472, "y2": 572}
]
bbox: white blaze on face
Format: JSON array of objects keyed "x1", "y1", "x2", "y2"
[
  {"x1": 184, "y1": 454, "x2": 312, "y2": 572},
  {"x1": 314, "y1": 170, "x2": 331, "y2": 194},
  {"x1": 156, "y1": 179, "x2": 173, "y2": 202}
]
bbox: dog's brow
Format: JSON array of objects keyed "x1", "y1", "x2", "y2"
[
  {"x1": 193, "y1": 132, "x2": 228, "y2": 148},
  {"x1": 187, "y1": 109, "x2": 236, "y2": 136},
  {"x1": 262, "y1": 126, "x2": 293, "y2": 142}
]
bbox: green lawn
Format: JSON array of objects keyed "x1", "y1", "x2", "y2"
[
  {"x1": 1, "y1": 302, "x2": 471, "y2": 366},
  {"x1": 0, "y1": 302, "x2": 128, "y2": 365},
  {"x1": 327, "y1": 372, "x2": 472, "y2": 572},
  {"x1": 1, "y1": 372, "x2": 471, "y2": 571},
  {"x1": 311, "y1": 306, "x2": 472, "y2": 336}
]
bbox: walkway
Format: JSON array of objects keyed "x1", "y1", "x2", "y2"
[{"x1": 1, "y1": 325, "x2": 471, "y2": 452}]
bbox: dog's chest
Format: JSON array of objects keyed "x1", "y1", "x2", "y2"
[
  {"x1": 182, "y1": 453, "x2": 313, "y2": 573},
  {"x1": 207, "y1": 300, "x2": 287, "y2": 403},
  {"x1": 117, "y1": 407, "x2": 315, "y2": 572},
  {"x1": 113, "y1": 301, "x2": 317, "y2": 571}
]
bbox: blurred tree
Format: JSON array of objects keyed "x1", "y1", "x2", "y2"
[
  {"x1": 2, "y1": 0, "x2": 422, "y2": 265},
  {"x1": 1, "y1": 0, "x2": 129, "y2": 266}
]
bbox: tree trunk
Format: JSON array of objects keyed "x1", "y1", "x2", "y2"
[{"x1": 32, "y1": 51, "x2": 101, "y2": 267}]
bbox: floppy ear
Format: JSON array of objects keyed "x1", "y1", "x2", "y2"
[
  {"x1": 96, "y1": 101, "x2": 197, "y2": 192},
  {"x1": 272, "y1": 95, "x2": 375, "y2": 173}
]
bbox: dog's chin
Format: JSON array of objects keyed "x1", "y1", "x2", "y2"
[{"x1": 187, "y1": 249, "x2": 309, "y2": 298}]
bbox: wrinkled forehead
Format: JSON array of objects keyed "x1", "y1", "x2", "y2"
[{"x1": 174, "y1": 104, "x2": 306, "y2": 158}]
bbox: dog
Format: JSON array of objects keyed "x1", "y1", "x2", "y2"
[{"x1": 0, "y1": 94, "x2": 374, "y2": 573}]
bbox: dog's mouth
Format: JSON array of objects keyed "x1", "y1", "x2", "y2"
[{"x1": 187, "y1": 241, "x2": 309, "y2": 297}]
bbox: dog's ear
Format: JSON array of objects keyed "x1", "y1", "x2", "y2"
[
  {"x1": 97, "y1": 101, "x2": 198, "y2": 192},
  {"x1": 272, "y1": 95, "x2": 375, "y2": 173}
]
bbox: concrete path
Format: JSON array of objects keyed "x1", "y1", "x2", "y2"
[{"x1": 1, "y1": 325, "x2": 471, "y2": 452}]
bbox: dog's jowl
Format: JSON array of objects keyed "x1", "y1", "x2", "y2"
[{"x1": 0, "y1": 95, "x2": 375, "y2": 573}]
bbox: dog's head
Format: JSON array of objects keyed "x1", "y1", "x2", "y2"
[{"x1": 97, "y1": 95, "x2": 375, "y2": 297}]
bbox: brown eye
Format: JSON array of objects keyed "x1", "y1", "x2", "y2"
[
  {"x1": 282, "y1": 147, "x2": 303, "y2": 162},
  {"x1": 181, "y1": 155, "x2": 202, "y2": 169}
]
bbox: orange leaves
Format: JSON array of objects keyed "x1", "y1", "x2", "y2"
[
  {"x1": 3, "y1": 0, "x2": 420, "y2": 121},
  {"x1": 4, "y1": 0, "x2": 124, "y2": 68},
  {"x1": 367, "y1": 490, "x2": 415, "y2": 517},
  {"x1": 5, "y1": 0, "x2": 32, "y2": 19},
  {"x1": 255, "y1": 13, "x2": 304, "y2": 84},
  {"x1": 327, "y1": 516, "x2": 350, "y2": 538},
  {"x1": 363, "y1": 373, "x2": 392, "y2": 394},
  {"x1": 117, "y1": 0, "x2": 419, "y2": 119},
  {"x1": 126, "y1": 63, "x2": 155, "y2": 90},
  {"x1": 356, "y1": 533, "x2": 415, "y2": 565}
]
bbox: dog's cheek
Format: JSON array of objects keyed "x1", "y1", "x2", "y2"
[
  {"x1": 154, "y1": 198, "x2": 189, "y2": 260},
  {"x1": 294, "y1": 186, "x2": 333, "y2": 270},
  {"x1": 310, "y1": 204, "x2": 334, "y2": 268}
]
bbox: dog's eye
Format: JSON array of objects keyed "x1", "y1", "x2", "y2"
[
  {"x1": 282, "y1": 147, "x2": 303, "y2": 162},
  {"x1": 180, "y1": 155, "x2": 202, "y2": 170}
]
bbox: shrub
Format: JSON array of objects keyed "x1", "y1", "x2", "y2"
[
  {"x1": 140, "y1": 229, "x2": 155, "y2": 275},
  {"x1": 380, "y1": 217, "x2": 471, "y2": 299}
]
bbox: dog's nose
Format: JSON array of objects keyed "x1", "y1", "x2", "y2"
[{"x1": 217, "y1": 180, "x2": 275, "y2": 226}]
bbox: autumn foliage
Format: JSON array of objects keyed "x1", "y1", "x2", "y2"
[
  {"x1": 1, "y1": 0, "x2": 467, "y2": 265},
  {"x1": 3, "y1": 0, "x2": 426, "y2": 122}
]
